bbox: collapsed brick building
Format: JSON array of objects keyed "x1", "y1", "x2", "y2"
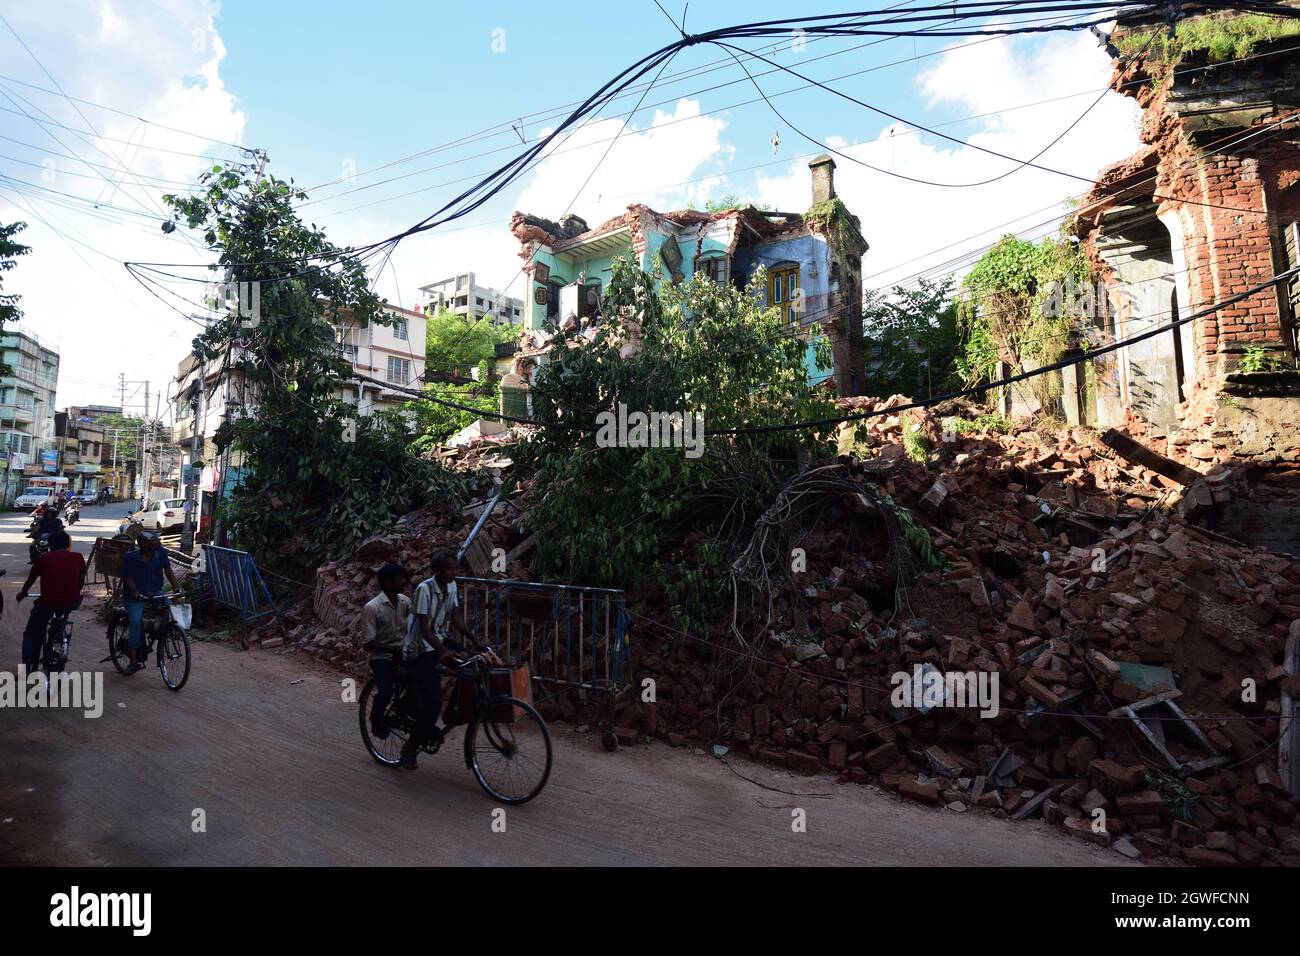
[
  {"x1": 1072, "y1": 7, "x2": 1300, "y2": 467},
  {"x1": 504, "y1": 155, "x2": 869, "y2": 407}
]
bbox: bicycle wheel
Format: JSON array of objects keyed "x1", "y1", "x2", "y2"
[
  {"x1": 465, "y1": 697, "x2": 552, "y2": 805},
  {"x1": 106, "y1": 616, "x2": 132, "y2": 676},
  {"x1": 358, "y1": 677, "x2": 410, "y2": 767},
  {"x1": 41, "y1": 619, "x2": 69, "y2": 674},
  {"x1": 158, "y1": 624, "x2": 191, "y2": 691}
]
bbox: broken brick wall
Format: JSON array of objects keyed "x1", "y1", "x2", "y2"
[{"x1": 1077, "y1": 38, "x2": 1300, "y2": 465}]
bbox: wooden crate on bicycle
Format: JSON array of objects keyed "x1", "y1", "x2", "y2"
[
  {"x1": 93, "y1": 537, "x2": 133, "y2": 578},
  {"x1": 490, "y1": 663, "x2": 532, "y2": 722},
  {"x1": 445, "y1": 661, "x2": 533, "y2": 724}
]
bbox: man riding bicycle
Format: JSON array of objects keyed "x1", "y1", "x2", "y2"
[
  {"x1": 396, "y1": 549, "x2": 480, "y2": 770},
  {"x1": 360, "y1": 562, "x2": 412, "y2": 748},
  {"x1": 17, "y1": 530, "x2": 85, "y2": 671},
  {"x1": 120, "y1": 532, "x2": 181, "y2": 673}
]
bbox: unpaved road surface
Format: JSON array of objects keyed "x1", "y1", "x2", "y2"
[{"x1": 0, "y1": 505, "x2": 1133, "y2": 866}]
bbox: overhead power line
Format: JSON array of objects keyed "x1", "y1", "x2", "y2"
[
  {"x1": 357, "y1": 262, "x2": 1300, "y2": 436},
  {"x1": 127, "y1": 2, "x2": 1201, "y2": 279}
]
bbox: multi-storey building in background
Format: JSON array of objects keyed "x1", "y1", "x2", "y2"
[
  {"x1": 418, "y1": 271, "x2": 524, "y2": 326},
  {"x1": 333, "y1": 303, "x2": 428, "y2": 414},
  {"x1": 170, "y1": 303, "x2": 427, "y2": 527},
  {"x1": 54, "y1": 410, "x2": 106, "y2": 497},
  {"x1": 0, "y1": 327, "x2": 60, "y2": 505}
]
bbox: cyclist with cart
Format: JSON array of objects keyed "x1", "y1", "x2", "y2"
[
  {"x1": 120, "y1": 532, "x2": 181, "y2": 673},
  {"x1": 16, "y1": 530, "x2": 85, "y2": 671}
]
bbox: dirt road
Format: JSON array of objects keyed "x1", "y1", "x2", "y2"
[{"x1": 0, "y1": 505, "x2": 1133, "y2": 866}]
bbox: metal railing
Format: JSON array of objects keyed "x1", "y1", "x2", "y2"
[{"x1": 457, "y1": 576, "x2": 632, "y2": 742}]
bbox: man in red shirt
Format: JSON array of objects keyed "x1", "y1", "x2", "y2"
[{"x1": 17, "y1": 530, "x2": 86, "y2": 669}]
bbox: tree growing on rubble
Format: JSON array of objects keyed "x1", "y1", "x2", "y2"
[
  {"x1": 161, "y1": 165, "x2": 465, "y2": 574},
  {"x1": 520, "y1": 257, "x2": 836, "y2": 592},
  {"x1": 956, "y1": 233, "x2": 1091, "y2": 416}
]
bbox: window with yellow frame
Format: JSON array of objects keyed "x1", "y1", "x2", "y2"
[{"x1": 768, "y1": 265, "x2": 802, "y2": 326}]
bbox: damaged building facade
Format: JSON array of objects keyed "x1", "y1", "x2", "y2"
[
  {"x1": 503, "y1": 155, "x2": 868, "y2": 413},
  {"x1": 1071, "y1": 9, "x2": 1300, "y2": 467}
]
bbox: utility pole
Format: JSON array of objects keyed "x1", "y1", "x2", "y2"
[
  {"x1": 109, "y1": 425, "x2": 119, "y2": 501},
  {"x1": 181, "y1": 339, "x2": 206, "y2": 553},
  {"x1": 213, "y1": 147, "x2": 269, "y2": 548},
  {"x1": 117, "y1": 374, "x2": 150, "y2": 503},
  {"x1": 140, "y1": 380, "x2": 151, "y2": 508}
]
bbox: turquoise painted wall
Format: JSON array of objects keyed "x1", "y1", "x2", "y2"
[{"x1": 526, "y1": 222, "x2": 840, "y2": 391}]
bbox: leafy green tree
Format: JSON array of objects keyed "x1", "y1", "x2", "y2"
[
  {"x1": 425, "y1": 307, "x2": 516, "y2": 380},
  {"x1": 0, "y1": 220, "x2": 31, "y2": 376},
  {"x1": 408, "y1": 381, "x2": 501, "y2": 451},
  {"x1": 861, "y1": 276, "x2": 960, "y2": 398},
  {"x1": 408, "y1": 308, "x2": 517, "y2": 445},
  {"x1": 704, "y1": 194, "x2": 773, "y2": 213},
  {"x1": 521, "y1": 256, "x2": 835, "y2": 590},
  {"x1": 96, "y1": 412, "x2": 153, "y2": 463},
  {"x1": 163, "y1": 164, "x2": 465, "y2": 573}
]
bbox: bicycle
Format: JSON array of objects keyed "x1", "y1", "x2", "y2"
[
  {"x1": 18, "y1": 592, "x2": 78, "y2": 677},
  {"x1": 105, "y1": 594, "x2": 192, "y2": 691},
  {"x1": 358, "y1": 650, "x2": 553, "y2": 805}
]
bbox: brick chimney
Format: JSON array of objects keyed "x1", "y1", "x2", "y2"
[{"x1": 809, "y1": 154, "x2": 836, "y2": 205}]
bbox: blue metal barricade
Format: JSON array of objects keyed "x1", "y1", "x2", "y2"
[
  {"x1": 456, "y1": 576, "x2": 631, "y2": 743},
  {"x1": 200, "y1": 545, "x2": 280, "y2": 627}
]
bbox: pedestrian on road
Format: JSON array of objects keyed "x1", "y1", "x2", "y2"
[
  {"x1": 16, "y1": 530, "x2": 85, "y2": 670},
  {"x1": 360, "y1": 563, "x2": 412, "y2": 749},
  {"x1": 120, "y1": 532, "x2": 181, "y2": 673}
]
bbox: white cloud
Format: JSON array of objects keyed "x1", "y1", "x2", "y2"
[
  {"x1": 514, "y1": 97, "x2": 732, "y2": 227},
  {"x1": 322, "y1": 96, "x2": 734, "y2": 304},
  {"x1": 751, "y1": 31, "x2": 1141, "y2": 291},
  {"x1": 0, "y1": 0, "x2": 245, "y2": 411}
]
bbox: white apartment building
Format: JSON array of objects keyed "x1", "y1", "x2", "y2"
[
  {"x1": 172, "y1": 304, "x2": 427, "y2": 454},
  {"x1": 418, "y1": 271, "x2": 524, "y2": 326},
  {"x1": 334, "y1": 303, "x2": 427, "y2": 414}
]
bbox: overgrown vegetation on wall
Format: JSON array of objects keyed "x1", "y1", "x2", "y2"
[
  {"x1": 805, "y1": 196, "x2": 866, "y2": 263},
  {"x1": 1116, "y1": 12, "x2": 1300, "y2": 66},
  {"x1": 956, "y1": 233, "x2": 1092, "y2": 415}
]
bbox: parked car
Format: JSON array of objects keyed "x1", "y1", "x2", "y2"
[
  {"x1": 133, "y1": 498, "x2": 189, "y2": 533},
  {"x1": 75, "y1": 490, "x2": 99, "y2": 504},
  {"x1": 14, "y1": 487, "x2": 57, "y2": 510}
]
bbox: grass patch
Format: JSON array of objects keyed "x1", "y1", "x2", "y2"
[{"x1": 1117, "y1": 12, "x2": 1300, "y2": 72}]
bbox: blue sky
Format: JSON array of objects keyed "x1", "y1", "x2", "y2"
[
  {"x1": 0, "y1": 1, "x2": 1139, "y2": 409},
  {"x1": 215, "y1": 0, "x2": 950, "y2": 208}
]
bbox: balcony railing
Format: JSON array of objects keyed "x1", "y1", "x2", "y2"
[
  {"x1": 0, "y1": 402, "x2": 36, "y2": 422},
  {"x1": 10, "y1": 365, "x2": 57, "y2": 389}
]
